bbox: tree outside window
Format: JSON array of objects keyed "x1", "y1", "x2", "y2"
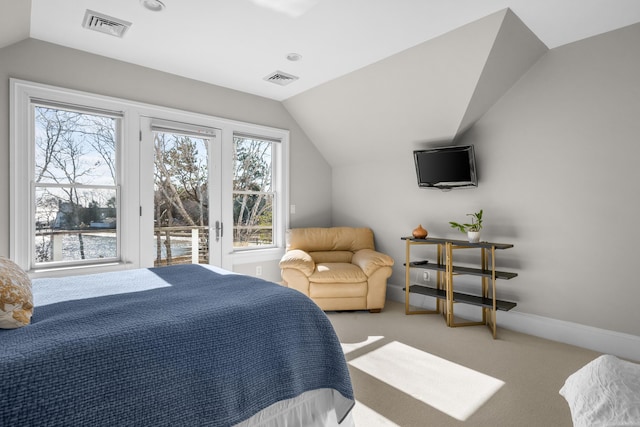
[
  {"x1": 33, "y1": 106, "x2": 119, "y2": 265},
  {"x1": 153, "y1": 131, "x2": 210, "y2": 266},
  {"x1": 233, "y1": 136, "x2": 274, "y2": 248}
]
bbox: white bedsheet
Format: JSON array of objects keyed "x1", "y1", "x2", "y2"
[
  {"x1": 236, "y1": 388, "x2": 354, "y2": 427},
  {"x1": 559, "y1": 354, "x2": 640, "y2": 427}
]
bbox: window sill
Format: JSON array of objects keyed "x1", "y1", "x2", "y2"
[
  {"x1": 231, "y1": 247, "x2": 285, "y2": 264},
  {"x1": 28, "y1": 261, "x2": 133, "y2": 279}
]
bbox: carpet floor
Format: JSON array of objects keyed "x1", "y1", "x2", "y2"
[{"x1": 326, "y1": 300, "x2": 600, "y2": 427}]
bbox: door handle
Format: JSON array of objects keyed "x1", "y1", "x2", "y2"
[{"x1": 215, "y1": 221, "x2": 223, "y2": 242}]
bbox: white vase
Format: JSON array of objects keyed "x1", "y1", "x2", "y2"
[{"x1": 467, "y1": 231, "x2": 480, "y2": 243}]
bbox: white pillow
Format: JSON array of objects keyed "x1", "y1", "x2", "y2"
[
  {"x1": 0, "y1": 257, "x2": 33, "y2": 329},
  {"x1": 559, "y1": 354, "x2": 640, "y2": 427}
]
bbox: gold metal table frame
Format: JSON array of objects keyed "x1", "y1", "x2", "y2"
[{"x1": 403, "y1": 237, "x2": 517, "y2": 339}]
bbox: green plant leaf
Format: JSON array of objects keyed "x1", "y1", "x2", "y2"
[
  {"x1": 449, "y1": 221, "x2": 467, "y2": 233},
  {"x1": 450, "y1": 209, "x2": 483, "y2": 233}
]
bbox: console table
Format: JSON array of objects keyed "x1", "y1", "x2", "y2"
[{"x1": 402, "y1": 236, "x2": 517, "y2": 338}]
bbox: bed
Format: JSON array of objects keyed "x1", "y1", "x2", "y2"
[
  {"x1": 559, "y1": 354, "x2": 640, "y2": 427},
  {"x1": 0, "y1": 263, "x2": 355, "y2": 426}
]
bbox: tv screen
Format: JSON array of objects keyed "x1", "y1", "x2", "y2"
[{"x1": 413, "y1": 145, "x2": 477, "y2": 189}]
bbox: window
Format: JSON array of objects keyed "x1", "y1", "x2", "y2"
[
  {"x1": 233, "y1": 135, "x2": 276, "y2": 249},
  {"x1": 11, "y1": 79, "x2": 289, "y2": 274},
  {"x1": 32, "y1": 104, "x2": 121, "y2": 268}
]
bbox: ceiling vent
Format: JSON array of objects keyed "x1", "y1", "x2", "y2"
[
  {"x1": 264, "y1": 71, "x2": 299, "y2": 86},
  {"x1": 82, "y1": 10, "x2": 132, "y2": 38}
]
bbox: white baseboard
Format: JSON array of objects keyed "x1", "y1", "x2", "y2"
[{"x1": 387, "y1": 283, "x2": 640, "y2": 362}]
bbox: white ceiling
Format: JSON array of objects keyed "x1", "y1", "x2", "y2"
[{"x1": 7, "y1": 0, "x2": 640, "y2": 100}]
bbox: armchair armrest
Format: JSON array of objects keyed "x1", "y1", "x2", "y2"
[
  {"x1": 352, "y1": 249, "x2": 394, "y2": 277},
  {"x1": 279, "y1": 249, "x2": 315, "y2": 277}
]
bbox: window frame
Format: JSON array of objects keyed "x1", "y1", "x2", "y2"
[
  {"x1": 30, "y1": 102, "x2": 123, "y2": 269},
  {"x1": 221, "y1": 123, "x2": 289, "y2": 265},
  {"x1": 11, "y1": 79, "x2": 289, "y2": 275},
  {"x1": 140, "y1": 116, "x2": 223, "y2": 268},
  {"x1": 10, "y1": 80, "x2": 141, "y2": 276},
  {"x1": 232, "y1": 133, "x2": 278, "y2": 252}
]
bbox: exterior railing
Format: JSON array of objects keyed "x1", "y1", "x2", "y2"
[
  {"x1": 232, "y1": 225, "x2": 273, "y2": 248},
  {"x1": 34, "y1": 228, "x2": 117, "y2": 263},
  {"x1": 154, "y1": 226, "x2": 209, "y2": 267},
  {"x1": 35, "y1": 225, "x2": 272, "y2": 266}
]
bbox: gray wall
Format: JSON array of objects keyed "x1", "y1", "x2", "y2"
[
  {"x1": 327, "y1": 22, "x2": 640, "y2": 337},
  {"x1": 0, "y1": 39, "x2": 333, "y2": 262},
  {"x1": 284, "y1": 10, "x2": 640, "y2": 338},
  {"x1": 456, "y1": 22, "x2": 640, "y2": 335}
]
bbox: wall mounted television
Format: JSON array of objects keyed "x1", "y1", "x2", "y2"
[{"x1": 413, "y1": 145, "x2": 477, "y2": 190}]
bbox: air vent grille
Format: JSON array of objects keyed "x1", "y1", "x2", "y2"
[
  {"x1": 82, "y1": 10, "x2": 132, "y2": 38},
  {"x1": 264, "y1": 71, "x2": 299, "y2": 86}
]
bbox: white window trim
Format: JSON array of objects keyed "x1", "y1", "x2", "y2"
[
  {"x1": 10, "y1": 80, "x2": 140, "y2": 274},
  {"x1": 222, "y1": 122, "x2": 289, "y2": 266},
  {"x1": 11, "y1": 79, "x2": 289, "y2": 275}
]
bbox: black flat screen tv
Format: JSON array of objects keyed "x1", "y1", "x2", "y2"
[{"x1": 413, "y1": 145, "x2": 477, "y2": 189}]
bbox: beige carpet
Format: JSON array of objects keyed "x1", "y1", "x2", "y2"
[{"x1": 326, "y1": 301, "x2": 600, "y2": 427}]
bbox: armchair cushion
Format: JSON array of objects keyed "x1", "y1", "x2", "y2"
[
  {"x1": 309, "y1": 251, "x2": 353, "y2": 264},
  {"x1": 352, "y1": 249, "x2": 395, "y2": 277},
  {"x1": 287, "y1": 227, "x2": 375, "y2": 253},
  {"x1": 310, "y1": 263, "x2": 368, "y2": 283}
]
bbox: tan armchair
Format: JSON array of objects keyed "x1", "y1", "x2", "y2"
[{"x1": 279, "y1": 227, "x2": 394, "y2": 312}]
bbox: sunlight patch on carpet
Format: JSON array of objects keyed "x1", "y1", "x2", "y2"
[
  {"x1": 349, "y1": 341, "x2": 504, "y2": 421},
  {"x1": 352, "y1": 400, "x2": 399, "y2": 427},
  {"x1": 341, "y1": 335, "x2": 385, "y2": 355}
]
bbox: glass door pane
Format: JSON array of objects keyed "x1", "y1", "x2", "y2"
[{"x1": 153, "y1": 130, "x2": 211, "y2": 267}]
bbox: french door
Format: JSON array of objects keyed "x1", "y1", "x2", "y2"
[{"x1": 140, "y1": 117, "x2": 223, "y2": 268}]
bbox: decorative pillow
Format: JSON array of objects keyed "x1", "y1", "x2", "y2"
[
  {"x1": 559, "y1": 354, "x2": 640, "y2": 427},
  {"x1": 0, "y1": 257, "x2": 33, "y2": 329}
]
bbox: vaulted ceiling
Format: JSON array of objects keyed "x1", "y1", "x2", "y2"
[
  {"x1": 2, "y1": 0, "x2": 640, "y2": 101},
  {"x1": 2, "y1": 1, "x2": 640, "y2": 171},
  {"x1": 283, "y1": 9, "x2": 548, "y2": 167}
]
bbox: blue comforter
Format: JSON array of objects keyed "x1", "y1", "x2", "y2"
[{"x1": 0, "y1": 265, "x2": 354, "y2": 426}]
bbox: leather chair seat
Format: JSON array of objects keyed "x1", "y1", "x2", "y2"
[{"x1": 310, "y1": 263, "x2": 368, "y2": 283}]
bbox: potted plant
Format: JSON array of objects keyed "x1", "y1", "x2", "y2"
[{"x1": 449, "y1": 209, "x2": 483, "y2": 243}]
